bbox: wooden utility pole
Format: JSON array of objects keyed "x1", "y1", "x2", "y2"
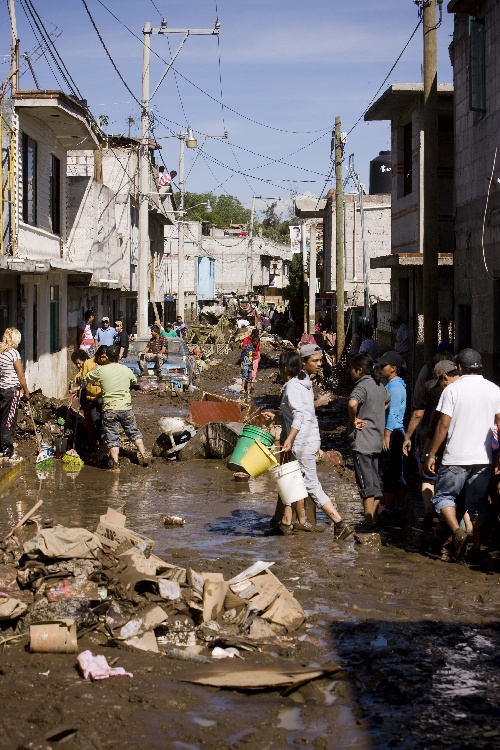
[
  {"x1": 302, "y1": 221, "x2": 308, "y2": 332},
  {"x1": 308, "y1": 223, "x2": 317, "y2": 334},
  {"x1": 335, "y1": 117, "x2": 345, "y2": 360},
  {"x1": 423, "y1": 0, "x2": 439, "y2": 359}
]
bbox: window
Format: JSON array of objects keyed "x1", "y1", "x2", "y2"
[
  {"x1": 469, "y1": 16, "x2": 486, "y2": 118},
  {"x1": 403, "y1": 122, "x2": 412, "y2": 197},
  {"x1": 50, "y1": 285, "x2": 60, "y2": 354},
  {"x1": 22, "y1": 134, "x2": 37, "y2": 225},
  {"x1": 50, "y1": 155, "x2": 61, "y2": 234}
]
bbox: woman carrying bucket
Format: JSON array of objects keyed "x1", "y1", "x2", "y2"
[{"x1": 276, "y1": 346, "x2": 353, "y2": 539}]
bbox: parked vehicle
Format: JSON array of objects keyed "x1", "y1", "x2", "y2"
[{"x1": 121, "y1": 337, "x2": 194, "y2": 389}]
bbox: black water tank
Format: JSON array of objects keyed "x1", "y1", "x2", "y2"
[{"x1": 369, "y1": 151, "x2": 392, "y2": 195}]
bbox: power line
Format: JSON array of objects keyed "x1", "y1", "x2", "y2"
[
  {"x1": 93, "y1": 0, "x2": 330, "y2": 135},
  {"x1": 346, "y1": 17, "x2": 423, "y2": 137},
  {"x1": 80, "y1": 0, "x2": 142, "y2": 109},
  {"x1": 24, "y1": 0, "x2": 83, "y2": 99}
]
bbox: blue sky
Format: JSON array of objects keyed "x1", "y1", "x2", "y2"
[{"x1": 1, "y1": 0, "x2": 454, "y2": 218}]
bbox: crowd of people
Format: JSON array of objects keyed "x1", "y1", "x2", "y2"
[
  {"x1": 1, "y1": 305, "x2": 500, "y2": 566},
  {"x1": 345, "y1": 344, "x2": 500, "y2": 564}
]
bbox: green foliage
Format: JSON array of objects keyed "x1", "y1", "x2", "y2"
[
  {"x1": 282, "y1": 252, "x2": 304, "y2": 332},
  {"x1": 98, "y1": 114, "x2": 109, "y2": 127},
  {"x1": 257, "y1": 201, "x2": 300, "y2": 244},
  {"x1": 176, "y1": 192, "x2": 251, "y2": 227}
]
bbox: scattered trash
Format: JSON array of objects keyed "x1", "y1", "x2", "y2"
[
  {"x1": 61, "y1": 449, "x2": 84, "y2": 470},
  {"x1": 77, "y1": 650, "x2": 133, "y2": 680},
  {"x1": 95, "y1": 507, "x2": 155, "y2": 555},
  {"x1": 211, "y1": 646, "x2": 242, "y2": 659},
  {"x1": 30, "y1": 619, "x2": 77, "y2": 653},
  {"x1": 23, "y1": 527, "x2": 102, "y2": 560},
  {"x1": 182, "y1": 666, "x2": 338, "y2": 691},
  {"x1": 163, "y1": 516, "x2": 185, "y2": 526}
]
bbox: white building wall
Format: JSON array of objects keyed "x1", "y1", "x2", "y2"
[
  {"x1": 325, "y1": 193, "x2": 391, "y2": 306},
  {"x1": 17, "y1": 112, "x2": 68, "y2": 260},
  {"x1": 20, "y1": 271, "x2": 68, "y2": 398}
]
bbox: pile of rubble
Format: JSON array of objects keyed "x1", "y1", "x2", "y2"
[{"x1": 0, "y1": 505, "x2": 306, "y2": 666}]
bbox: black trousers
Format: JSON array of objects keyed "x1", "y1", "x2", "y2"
[{"x1": 0, "y1": 387, "x2": 20, "y2": 457}]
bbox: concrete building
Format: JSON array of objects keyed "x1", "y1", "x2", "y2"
[
  {"x1": 0, "y1": 91, "x2": 99, "y2": 397},
  {"x1": 365, "y1": 84, "x2": 455, "y2": 365},
  {"x1": 448, "y1": 0, "x2": 500, "y2": 380},
  {"x1": 294, "y1": 192, "x2": 391, "y2": 329},
  {"x1": 66, "y1": 137, "x2": 176, "y2": 337},
  {"x1": 160, "y1": 226, "x2": 292, "y2": 319}
]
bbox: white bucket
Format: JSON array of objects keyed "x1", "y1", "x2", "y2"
[{"x1": 270, "y1": 460, "x2": 308, "y2": 506}]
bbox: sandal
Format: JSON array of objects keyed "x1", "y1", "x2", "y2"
[{"x1": 279, "y1": 523, "x2": 294, "y2": 536}]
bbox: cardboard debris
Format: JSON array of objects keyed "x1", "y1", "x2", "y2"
[
  {"x1": 229, "y1": 561, "x2": 275, "y2": 584},
  {"x1": 262, "y1": 587, "x2": 306, "y2": 631},
  {"x1": 247, "y1": 570, "x2": 283, "y2": 613},
  {"x1": 96, "y1": 508, "x2": 155, "y2": 556},
  {"x1": 158, "y1": 579, "x2": 181, "y2": 600},
  {"x1": 124, "y1": 631, "x2": 159, "y2": 653},
  {"x1": 182, "y1": 666, "x2": 332, "y2": 691},
  {"x1": 119, "y1": 605, "x2": 168, "y2": 639},
  {"x1": 0, "y1": 595, "x2": 28, "y2": 620},
  {"x1": 202, "y1": 580, "x2": 228, "y2": 623}
]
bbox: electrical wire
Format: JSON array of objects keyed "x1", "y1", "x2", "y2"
[
  {"x1": 346, "y1": 17, "x2": 423, "y2": 137},
  {"x1": 80, "y1": 0, "x2": 142, "y2": 109},
  {"x1": 481, "y1": 147, "x2": 499, "y2": 280},
  {"x1": 17, "y1": 0, "x2": 63, "y2": 89},
  {"x1": 24, "y1": 0, "x2": 83, "y2": 99},
  {"x1": 93, "y1": 0, "x2": 330, "y2": 135}
]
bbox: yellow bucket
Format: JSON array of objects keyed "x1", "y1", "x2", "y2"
[{"x1": 240, "y1": 439, "x2": 278, "y2": 478}]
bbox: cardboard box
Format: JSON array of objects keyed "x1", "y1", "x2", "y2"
[{"x1": 96, "y1": 508, "x2": 155, "y2": 556}]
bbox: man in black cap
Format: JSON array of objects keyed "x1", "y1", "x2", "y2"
[{"x1": 425, "y1": 348, "x2": 500, "y2": 562}]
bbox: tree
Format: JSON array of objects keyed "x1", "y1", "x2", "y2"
[{"x1": 175, "y1": 192, "x2": 251, "y2": 228}]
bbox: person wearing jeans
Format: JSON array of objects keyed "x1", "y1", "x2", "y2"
[
  {"x1": 426, "y1": 348, "x2": 500, "y2": 563},
  {"x1": 0, "y1": 327, "x2": 29, "y2": 462},
  {"x1": 86, "y1": 345, "x2": 149, "y2": 471}
]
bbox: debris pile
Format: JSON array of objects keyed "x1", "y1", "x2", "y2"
[{"x1": 0, "y1": 505, "x2": 306, "y2": 664}]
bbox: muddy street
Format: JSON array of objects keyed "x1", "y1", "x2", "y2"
[{"x1": 0, "y1": 363, "x2": 499, "y2": 750}]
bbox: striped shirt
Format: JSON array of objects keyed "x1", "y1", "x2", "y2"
[{"x1": 0, "y1": 348, "x2": 21, "y2": 389}]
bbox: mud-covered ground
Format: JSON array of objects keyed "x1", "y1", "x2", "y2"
[{"x1": 1, "y1": 350, "x2": 499, "y2": 750}]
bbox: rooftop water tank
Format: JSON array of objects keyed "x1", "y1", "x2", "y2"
[{"x1": 369, "y1": 151, "x2": 391, "y2": 195}]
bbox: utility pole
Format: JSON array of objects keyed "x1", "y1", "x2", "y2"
[
  {"x1": 308, "y1": 223, "x2": 317, "y2": 334},
  {"x1": 137, "y1": 18, "x2": 219, "y2": 337},
  {"x1": 137, "y1": 22, "x2": 152, "y2": 338},
  {"x1": 249, "y1": 195, "x2": 258, "y2": 294},
  {"x1": 177, "y1": 132, "x2": 187, "y2": 320},
  {"x1": 7, "y1": 0, "x2": 19, "y2": 93},
  {"x1": 302, "y1": 221, "x2": 308, "y2": 332},
  {"x1": 335, "y1": 116, "x2": 345, "y2": 361},
  {"x1": 422, "y1": 0, "x2": 439, "y2": 359}
]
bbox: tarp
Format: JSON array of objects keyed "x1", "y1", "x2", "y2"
[{"x1": 23, "y1": 527, "x2": 102, "y2": 559}]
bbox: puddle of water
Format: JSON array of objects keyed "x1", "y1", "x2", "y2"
[
  {"x1": 190, "y1": 716, "x2": 217, "y2": 728},
  {"x1": 277, "y1": 706, "x2": 304, "y2": 731}
]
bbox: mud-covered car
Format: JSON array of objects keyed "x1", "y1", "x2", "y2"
[{"x1": 121, "y1": 336, "x2": 194, "y2": 389}]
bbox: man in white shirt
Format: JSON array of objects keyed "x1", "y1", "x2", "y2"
[{"x1": 425, "y1": 349, "x2": 500, "y2": 562}]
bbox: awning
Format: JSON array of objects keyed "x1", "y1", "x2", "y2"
[{"x1": 370, "y1": 253, "x2": 454, "y2": 269}]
